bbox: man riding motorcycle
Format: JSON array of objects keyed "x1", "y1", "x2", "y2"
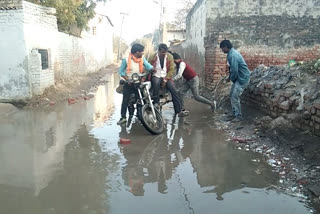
[
  {"x1": 148, "y1": 43, "x2": 188, "y2": 117},
  {"x1": 117, "y1": 44, "x2": 155, "y2": 125}
]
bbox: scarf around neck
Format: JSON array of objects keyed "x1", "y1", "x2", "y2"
[{"x1": 127, "y1": 53, "x2": 143, "y2": 73}]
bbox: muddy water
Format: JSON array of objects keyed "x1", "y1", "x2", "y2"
[{"x1": 0, "y1": 73, "x2": 311, "y2": 214}]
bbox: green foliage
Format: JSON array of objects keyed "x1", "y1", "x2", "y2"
[
  {"x1": 26, "y1": 0, "x2": 107, "y2": 34},
  {"x1": 170, "y1": 0, "x2": 196, "y2": 29}
]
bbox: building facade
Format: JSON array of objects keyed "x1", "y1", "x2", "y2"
[{"x1": 0, "y1": 0, "x2": 114, "y2": 101}]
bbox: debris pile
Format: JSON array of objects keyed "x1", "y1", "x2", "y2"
[{"x1": 244, "y1": 60, "x2": 320, "y2": 136}]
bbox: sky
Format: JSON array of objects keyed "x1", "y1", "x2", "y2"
[{"x1": 97, "y1": 0, "x2": 181, "y2": 43}]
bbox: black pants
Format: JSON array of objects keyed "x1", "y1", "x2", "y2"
[
  {"x1": 151, "y1": 76, "x2": 182, "y2": 114},
  {"x1": 120, "y1": 83, "x2": 137, "y2": 118}
]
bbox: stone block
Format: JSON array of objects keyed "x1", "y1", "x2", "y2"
[
  {"x1": 311, "y1": 116, "x2": 320, "y2": 123},
  {"x1": 293, "y1": 121, "x2": 301, "y2": 128},
  {"x1": 264, "y1": 83, "x2": 273, "y2": 89},
  {"x1": 313, "y1": 100, "x2": 320, "y2": 109},
  {"x1": 303, "y1": 111, "x2": 311, "y2": 120},
  {"x1": 282, "y1": 91, "x2": 294, "y2": 98},
  {"x1": 279, "y1": 101, "x2": 290, "y2": 110},
  {"x1": 271, "y1": 112, "x2": 278, "y2": 118},
  {"x1": 310, "y1": 121, "x2": 314, "y2": 127},
  {"x1": 279, "y1": 96, "x2": 285, "y2": 103},
  {"x1": 311, "y1": 107, "x2": 316, "y2": 115}
]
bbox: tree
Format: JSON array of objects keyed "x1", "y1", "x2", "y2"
[
  {"x1": 26, "y1": 0, "x2": 108, "y2": 34},
  {"x1": 171, "y1": 0, "x2": 196, "y2": 29}
]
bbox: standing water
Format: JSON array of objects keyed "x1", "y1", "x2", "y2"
[{"x1": 0, "y1": 73, "x2": 311, "y2": 214}]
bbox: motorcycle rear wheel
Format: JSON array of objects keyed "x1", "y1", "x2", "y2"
[{"x1": 139, "y1": 104, "x2": 164, "y2": 135}]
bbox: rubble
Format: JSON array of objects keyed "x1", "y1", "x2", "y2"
[{"x1": 243, "y1": 61, "x2": 320, "y2": 137}]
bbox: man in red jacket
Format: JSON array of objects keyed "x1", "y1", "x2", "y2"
[{"x1": 172, "y1": 53, "x2": 216, "y2": 112}]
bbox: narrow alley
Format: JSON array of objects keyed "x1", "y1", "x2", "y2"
[{"x1": 0, "y1": 72, "x2": 313, "y2": 214}]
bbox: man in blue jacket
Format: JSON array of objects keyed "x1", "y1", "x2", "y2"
[
  {"x1": 220, "y1": 40, "x2": 251, "y2": 121},
  {"x1": 117, "y1": 44, "x2": 155, "y2": 125}
]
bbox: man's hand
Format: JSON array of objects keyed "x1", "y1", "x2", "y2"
[
  {"x1": 141, "y1": 77, "x2": 146, "y2": 82},
  {"x1": 161, "y1": 80, "x2": 167, "y2": 89}
]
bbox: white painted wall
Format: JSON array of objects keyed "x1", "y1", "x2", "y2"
[
  {"x1": 0, "y1": 8, "x2": 31, "y2": 99},
  {"x1": 0, "y1": 1, "x2": 114, "y2": 101},
  {"x1": 167, "y1": 31, "x2": 185, "y2": 42}
]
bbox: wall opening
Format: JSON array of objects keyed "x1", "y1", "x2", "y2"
[{"x1": 38, "y1": 49, "x2": 49, "y2": 70}]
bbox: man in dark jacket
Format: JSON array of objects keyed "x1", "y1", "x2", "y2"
[{"x1": 220, "y1": 40, "x2": 251, "y2": 121}]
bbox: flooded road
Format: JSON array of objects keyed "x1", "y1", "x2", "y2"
[{"x1": 0, "y1": 73, "x2": 311, "y2": 214}]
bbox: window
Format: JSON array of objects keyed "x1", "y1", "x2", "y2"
[
  {"x1": 92, "y1": 26, "x2": 97, "y2": 35},
  {"x1": 38, "y1": 49, "x2": 49, "y2": 70}
]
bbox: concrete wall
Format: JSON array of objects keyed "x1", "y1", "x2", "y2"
[
  {"x1": 180, "y1": 0, "x2": 320, "y2": 89},
  {"x1": 171, "y1": 0, "x2": 207, "y2": 84},
  {"x1": 0, "y1": 2, "x2": 30, "y2": 100},
  {"x1": 167, "y1": 30, "x2": 185, "y2": 42},
  {"x1": 0, "y1": 1, "x2": 113, "y2": 101},
  {"x1": 203, "y1": 0, "x2": 320, "y2": 89}
]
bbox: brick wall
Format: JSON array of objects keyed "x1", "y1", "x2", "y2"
[
  {"x1": 23, "y1": 1, "x2": 57, "y2": 30},
  {"x1": 243, "y1": 65, "x2": 320, "y2": 136},
  {"x1": 29, "y1": 49, "x2": 54, "y2": 95},
  {"x1": 204, "y1": 14, "x2": 320, "y2": 89}
]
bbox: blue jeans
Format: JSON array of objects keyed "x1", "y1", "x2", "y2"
[{"x1": 230, "y1": 80, "x2": 249, "y2": 117}]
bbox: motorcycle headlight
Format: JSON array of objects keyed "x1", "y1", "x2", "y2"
[{"x1": 132, "y1": 73, "x2": 139, "y2": 81}]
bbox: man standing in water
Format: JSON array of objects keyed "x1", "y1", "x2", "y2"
[{"x1": 220, "y1": 40, "x2": 251, "y2": 121}]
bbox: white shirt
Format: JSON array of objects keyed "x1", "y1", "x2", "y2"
[
  {"x1": 173, "y1": 62, "x2": 186, "y2": 81},
  {"x1": 154, "y1": 54, "x2": 167, "y2": 78}
]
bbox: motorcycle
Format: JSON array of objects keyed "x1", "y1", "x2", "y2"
[{"x1": 119, "y1": 72, "x2": 166, "y2": 135}]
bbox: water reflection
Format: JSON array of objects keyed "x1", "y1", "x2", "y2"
[
  {"x1": 119, "y1": 113, "x2": 276, "y2": 200},
  {"x1": 0, "y1": 73, "x2": 120, "y2": 214},
  {"x1": 0, "y1": 72, "x2": 312, "y2": 214}
]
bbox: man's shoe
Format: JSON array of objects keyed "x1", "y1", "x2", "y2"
[
  {"x1": 178, "y1": 111, "x2": 189, "y2": 117},
  {"x1": 211, "y1": 101, "x2": 217, "y2": 112},
  {"x1": 117, "y1": 117, "x2": 127, "y2": 125}
]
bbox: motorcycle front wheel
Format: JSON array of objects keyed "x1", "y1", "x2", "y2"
[{"x1": 139, "y1": 104, "x2": 164, "y2": 135}]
